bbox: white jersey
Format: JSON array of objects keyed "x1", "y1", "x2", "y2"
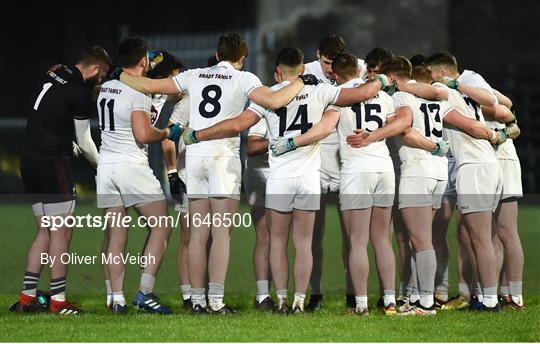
[
  {"x1": 248, "y1": 81, "x2": 341, "y2": 179},
  {"x1": 434, "y1": 82, "x2": 498, "y2": 167},
  {"x1": 394, "y1": 81, "x2": 451, "y2": 180},
  {"x1": 246, "y1": 118, "x2": 270, "y2": 172},
  {"x1": 458, "y1": 69, "x2": 519, "y2": 161},
  {"x1": 304, "y1": 59, "x2": 366, "y2": 145},
  {"x1": 169, "y1": 94, "x2": 190, "y2": 126},
  {"x1": 337, "y1": 78, "x2": 395, "y2": 173},
  {"x1": 97, "y1": 80, "x2": 153, "y2": 165},
  {"x1": 172, "y1": 61, "x2": 262, "y2": 158}
]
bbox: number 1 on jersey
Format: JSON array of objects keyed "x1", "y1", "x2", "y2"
[{"x1": 33, "y1": 83, "x2": 53, "y2": 110}]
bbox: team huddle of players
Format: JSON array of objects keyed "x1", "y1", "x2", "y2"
[{"x1": 16, "y1": 32, "x2": 523, "y2": 316}]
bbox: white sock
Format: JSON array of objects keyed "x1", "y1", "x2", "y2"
[
  {"x1": 355, "y1": 295, "x2": 368, "y2": 311},
  {"x1": 383, "y1": 291, "x2": 396, "y2": 307},
  {"x1": 180, "y1": 284, "x2": 191, "y2": 301},
  {"x1": 458, "y1": 283, "x2": 470, "y2": 298},
  {"x1": 509, "y1": 281, "x2": 523, "y2": 306},
  {"x1": 112, "y1": 292, "x2": 126, "y2": 306},
  {"x1": 191, "y1": 288, "x2": 207, "y2": 308},
  {"x1": 208, "y1": 283, "x2": 225, "y2": 311},
  {"x1": 409, "y1": 256, "x2": 420, "y2": 303},
  {"x1": 435, "y1": 258, "x2": 449, "y2": 302},
  {"x1": 500, "y1": 285, "x2": 509, "y2": 297},
  {"x1": 276, "y1": 289, "x2": 288, "y2": 306},
  {"x1": 416, "y1": 250, "x2": 436, "y2": 308},
  {"x1": 139, "y1": 273, "x2": 155, "y2": 294},
  {"x1": 475, "y1": 282, "x2": 483, "y2": 302},
  {"x1": 292, "y1": 292, "x2": 305, "y2": 311},
  {"x1": 105, "y1": 279, "x2": 112, "y2": 306},
  {"x1": 256, "y1": 280, "x2": 270, "y2": 303},
  {"x1": 482, "y1": 286, "x2": 498, "y2": 308}
]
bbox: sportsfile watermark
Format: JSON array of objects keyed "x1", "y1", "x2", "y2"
[{"x1": 40, "y1": 211, "x2": 253, "y2": 231}]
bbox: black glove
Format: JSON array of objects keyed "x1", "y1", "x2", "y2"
[
  {"x1": 107, "y1": 66, "x2": 123, "y2": 81},
  {"x1": 299, "y1": 74, "x2": 319, "y2": 85},
  {"x1": 168, "y1": 171, "x2": 187, "y2": 205}
]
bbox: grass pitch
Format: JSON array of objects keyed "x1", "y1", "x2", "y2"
[{"x1": 0, "y1": 202, "x2": 539, "y2": 342}]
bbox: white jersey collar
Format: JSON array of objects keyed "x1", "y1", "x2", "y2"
[
  {"x1": 341, "y1": 77, "x2": 364, "y2": 88},
  {"x1": 216, "y1": 61, "x2": 236, "y2": 70}
]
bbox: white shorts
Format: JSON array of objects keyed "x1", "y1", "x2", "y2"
[
  {"x1": 443, "y1": 158, "x2": 458, "y2": 206},
  {"x1": 96, "y1": 163, "x2": 165, "y2": 209},
  {"x1": 340, "y1": 172, "x2": 395, "y2": 210},
  {"x1": 398, "y1": 177, "x2": 447, "y2": 210},
  {"x1": 320, "y1": 143, "x2": 340, "y2": 193},
  {"x1": 185, "y1": 156, "x2": 241, "y2": 200},
  {"x1": 32, "y1": 200, "x2": 76, "y2": 217},
  {"x1": 265, "y1": 170, "x2": 320, "y2": 212},
  {"x1": 498, "y1": 159, "x2": 523, "y2": 200},
  {"x1": 456, "y1": 163, "x2": 503, "y2": 214},
  {"x1": 244, "y1": 168, "x2": 269, "y2": 207}
]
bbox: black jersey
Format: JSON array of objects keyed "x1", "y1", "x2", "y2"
[{"x1": 23, "y1": 65, "x2": 96, "y2": 158}]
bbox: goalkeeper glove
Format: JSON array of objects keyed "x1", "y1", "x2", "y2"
[
  {"x1": 182, "y1": 127, "x2": 199, "y2": 145},
  {"x1": 298, "y1": 74, "x2": 319, "y2": 85},
  {"x1": 490, "y1": 128, "x2": 508, "y2": 146},
  {"x1": 168, "y1": 170, "x2": 187, "y2": 205},
  {"x1": 431, "y1": 140, "x2": 450, "y2": 157},
  {"x1": 383, "y1": 80, "x2": 399, "y2": 96},
  {"x1": 167, "y1": 123, "x2": 183, "y2": 141},
  {"x1": 439, "y1": 76, "x2": 459, "y2": 89},
  {"x1": 374, "y1": 74, "x2": 389, "y2": 88},
  {"x1": 149, "y1": 50, "x2": 164, "y2": 70},
  {"x1": 270, "y1": 137, "x2": 297, "y2": 156},
  {"x1": 505, "y1": 122, "x2": 521, "y2": 140}
]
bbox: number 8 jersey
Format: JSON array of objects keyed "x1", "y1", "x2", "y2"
[
  {"x1": 248, "y1": 81, "x2": 341, "y2": 179},
  {"x1": 393, "y1": 81, "x2": 453, "y2": 180},
  {"x1": 97, "y1": 79, "x2": 153, "y2": 164},
  {"x1": 172, "y1": 61, "x2": 263, "y2": 158}
]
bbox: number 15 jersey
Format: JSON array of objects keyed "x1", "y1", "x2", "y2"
[
  {"x1": 173, "y1": 61, "x2": 262, "y2": 158},
  {"x1": 248, "y1": 81, "x2": 341, "y2": 179}
]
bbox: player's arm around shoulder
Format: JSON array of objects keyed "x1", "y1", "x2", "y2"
[
  {"x1": 248, "y1": 79, "x2": 305, "y2": 111},
  {"x1": 443, "y1": 108, "x2": 496, "y2": 142},
  {"x1": 333, "y1": 77, "x2": 384, "y2": 106},
  {"x1": 295, "y1": 107, "x2": 341, "y2": 147},
  {"x1": 120, "y1": 71, "x2": 184, "y2": 95},
  {"x1": 398, "y1": 81, "x2": 449, "y2": 101}
]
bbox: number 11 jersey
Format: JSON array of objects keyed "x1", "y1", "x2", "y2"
[
  {"x1": 172, "y1": 61, "x2": 262, "y2": 158},
  {"x1": 97, "y1": 79, "x2": 153, "y2": 165}
]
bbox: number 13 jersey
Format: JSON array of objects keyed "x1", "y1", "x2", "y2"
[
  {"x1": 172, "y1": 61, "x2": 262, "y2": 158},
  {"x1": 393, "y1": 81, "x2": 452, "y2": 180},
  {"x1": 248, "y1": 81, "x2": 340, "y2": 179}
]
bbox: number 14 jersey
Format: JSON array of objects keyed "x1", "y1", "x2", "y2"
[
  {"x1": 248, "y1": 81, "x2": 340, "y2": 178},
  {"x1": 173, "y1": 61, "x2": 262, "y2": 158}
]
